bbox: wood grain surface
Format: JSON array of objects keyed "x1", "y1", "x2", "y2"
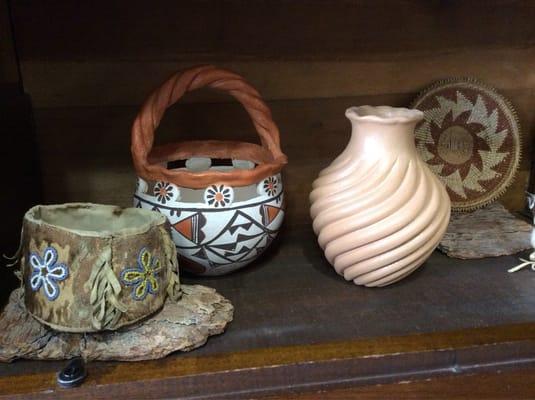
[
  {"x1": 7, "y1": 0, "x2": 535, "y2": 213},
  {"x1": 1, "y1": 321, "x2": 535, "y2": 399},
  {"x1": 15, "y1": 48, "x2": 535, "y2": 108},
  {"x1": 9, "y1": 0, "x2": 535, "y2": 108},
  {"x1": 1, "y1": 236, "x2": 535, "y2": 398},
  {"x1": 10, "y1": 0, "x2": 535, "y2": 61},
  {"x1": 31, "y1": 90, "x2": 533, "y2": 214},
  {"x1": 259, "y1": 367, "x2": 535, "y2": 400}
]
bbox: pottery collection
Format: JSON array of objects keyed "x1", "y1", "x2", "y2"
[
  {"x1": 17, "y1": 66, "x2": 458, "y2": 328},
  {"x1": 310, "y1": 106, "x2": 451, "y2": 287}
]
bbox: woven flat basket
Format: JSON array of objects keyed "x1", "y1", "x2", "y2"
[{"x1": 412, "y1": 78, "x2": 521, "y2": 212}]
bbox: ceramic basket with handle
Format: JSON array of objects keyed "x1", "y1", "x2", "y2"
[{"x1": 131, "y1": 65, "x2": 288, "y2": 276}]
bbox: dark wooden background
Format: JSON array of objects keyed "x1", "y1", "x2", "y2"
[
  {"x1": 6, "y1": 0, "x2": 535, "y2": 216},
  {"x1": 0, "y1": 0, "x2": 41, "y2": 304}
]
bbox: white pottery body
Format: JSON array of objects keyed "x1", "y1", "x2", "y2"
[
  {"x1": 310, "y1": 106, "x2": 451, "y2": 287},
  {"x1": 135, "y1": 161, "x2": 284, "y2": 276}
]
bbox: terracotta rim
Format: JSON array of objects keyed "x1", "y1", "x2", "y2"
[{"x1": 131, "y1": 65, "x2": 287, "y2": 188}]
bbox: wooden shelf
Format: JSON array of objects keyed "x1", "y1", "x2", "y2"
[
  {"x1": 1, "y1": 223, "x2": 535, "y2": 398},
  {"x1": 262, "y1": 366, "x2": 535, "y2": 399}
]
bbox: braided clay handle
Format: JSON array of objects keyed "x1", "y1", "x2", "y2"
[{"x1": 131, "y1": 65, "x2": 287, "y2": 188}]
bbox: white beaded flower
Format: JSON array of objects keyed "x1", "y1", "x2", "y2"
[{"x1": 29, "y1": 247, "x2": 69, "y2": 301}]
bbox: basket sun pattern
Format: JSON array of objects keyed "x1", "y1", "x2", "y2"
[
  {"x1": 131, "y1": 66, "x2": 287, "y2": 276},
  {"x1": 412, "y1": 79, "x2": 521, "y2": 211}
]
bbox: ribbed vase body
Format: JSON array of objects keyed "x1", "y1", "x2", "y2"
[{"x1": 310, "y1": 106, "x2": 451, "y2": 287}]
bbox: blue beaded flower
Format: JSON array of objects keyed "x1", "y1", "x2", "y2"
[{"x1": 29, "y1": 246, "x2": 69, "y2": 301}]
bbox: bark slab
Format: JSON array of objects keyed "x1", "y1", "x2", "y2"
[
  {"x1": 438, "y1": 203, "x2": 532, "y2": 259},
  {"x1": 0, "y1": 284, "x2": 233, "y2": 362}
]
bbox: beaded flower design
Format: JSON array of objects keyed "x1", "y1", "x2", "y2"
[
  {"x1": 153, "y1": 181, "x2": 178, "y2": 204},
  {"x1": 120, "y1": 248, "x2": 161, "y2": 301},
  {"x1": 29, "y1": 246, "x2": 69, "y2": 301},
  {"x1": 204, "y1": 184, "x2": 234, "y2": 207}
]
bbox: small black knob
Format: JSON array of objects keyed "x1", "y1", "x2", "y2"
[{"x1": 57, "y1": 357, "x2": 87, "y2": 388}]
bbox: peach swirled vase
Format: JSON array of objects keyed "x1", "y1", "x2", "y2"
[{"x1": 310, "y1": 106, "x2": 451, "y2": 287}]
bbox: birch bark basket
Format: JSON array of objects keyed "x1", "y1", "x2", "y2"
[{"x1": 20, "y1": 203, "x2": 181, "y2": 332}]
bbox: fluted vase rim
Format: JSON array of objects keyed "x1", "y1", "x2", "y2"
[{"x1": 345, "y1": 105, "x2": 424, "y2": 125}]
